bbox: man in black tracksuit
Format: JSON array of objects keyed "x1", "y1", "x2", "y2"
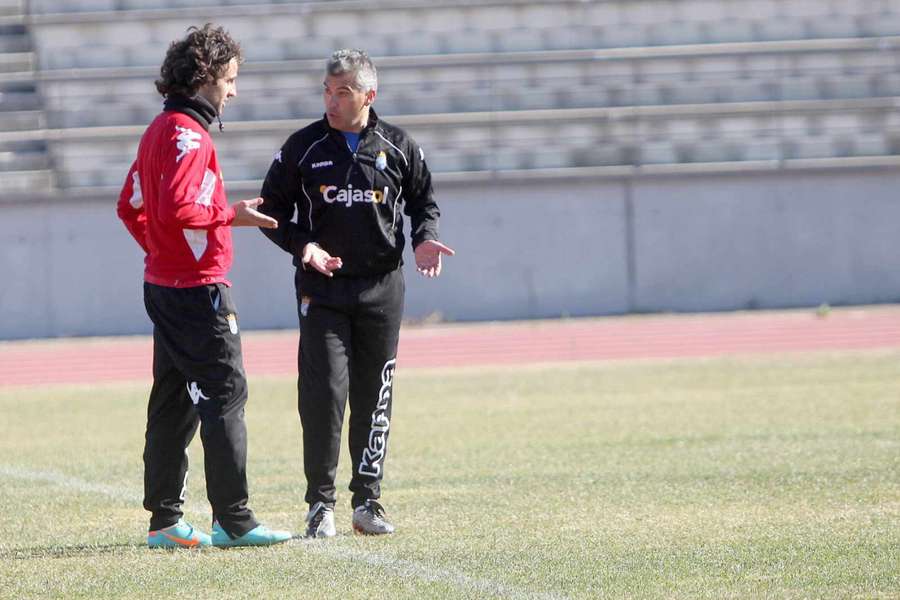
[{"x1": 258, "y1": 49, "x2": 454, "y2": 537}]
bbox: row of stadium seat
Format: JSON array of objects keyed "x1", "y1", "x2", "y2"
[
  {"x1": 41, "y1": 99, "x2": 900, "y2": 188},
  {"x1": 0, "y1": 4, "x2": 50, "y2": 192},
  {"x1": 34, "y1": 40, "x2": 900, "y2": 129},
  {"x1": 34, "y1": 21, "x2": 900, "y2": 70},
  {"x1": 26, "y1": 0, "x2": 900, "y2": 70},
  {"x1": 37, "y1": 70, "x2": 900, "y2": 130},
  {"x1": 25, "y1": 0, "x2": 892, "y2": 23}
]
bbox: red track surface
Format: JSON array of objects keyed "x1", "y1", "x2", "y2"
[{"x1": 2, "y1": 307, "x2": 900, "y2": 388}]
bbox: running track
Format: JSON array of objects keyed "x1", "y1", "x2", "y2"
[{"x1": 2, "y1": 306, "x2": 900, "y2": 388}]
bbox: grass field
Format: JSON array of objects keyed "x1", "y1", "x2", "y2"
[{"x1": 0, "y1": 351, "x2": 898, "y2": 599}]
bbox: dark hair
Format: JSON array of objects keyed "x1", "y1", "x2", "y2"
[{"x1": 155, "y1": 24, "x2": 243, "y2": 98}]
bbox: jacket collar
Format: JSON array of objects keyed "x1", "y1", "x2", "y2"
[
  {"x1": 163, "y1": 94, "x2": 218, "y2": 132},
  {"x1": 324, "y1": 108, "x2": 380, "y2": 137}
]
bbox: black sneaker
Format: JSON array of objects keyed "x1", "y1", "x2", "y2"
[
  {"x1": 305, "y1": 502, "x2": 336, "y2": 538},
  {"x1": 352, "y1": 500, "x2": 395, "y2": 535}
]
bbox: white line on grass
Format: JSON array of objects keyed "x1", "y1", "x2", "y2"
[
  {"x1": 304, "y1": 542, "x2": 570, "y2": 600},
  {"x1": 0, "y1": 464, "x2": 207, "y2": 514},
  {"x1": 1, "y1": 464, "x2": 570, "y2": 600}
]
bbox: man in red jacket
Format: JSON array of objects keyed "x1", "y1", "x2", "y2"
[{"x1": 117, "y1": 24, "x2": 291, "y2": 549}]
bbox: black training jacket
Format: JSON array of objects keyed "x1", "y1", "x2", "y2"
[{"x1": 259, "y1": 110, "x2": 440, "y2": 278}]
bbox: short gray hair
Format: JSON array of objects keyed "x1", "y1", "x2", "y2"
[{"x1": 326, "y1": 48, "x2": 377, "y2": 93}]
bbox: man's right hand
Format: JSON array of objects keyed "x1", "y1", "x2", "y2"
[
  {"x1": 302, "y1": 242, "x2": 343, "y2": 277},
  {"x1": 232, "y1": 197, "x2": 278, "y2": 229}
]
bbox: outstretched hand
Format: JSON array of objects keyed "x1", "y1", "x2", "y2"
[
  {"x1": 233, "y1": 197, "x2": 277, "y2": 229},
  {"x1": 302, "y1": 242, "x2": 343, "y2": 277},
  {"x1": 414, "y1": 240, "x2": 455, "y2": 278}
]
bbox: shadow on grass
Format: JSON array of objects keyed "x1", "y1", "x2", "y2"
[
  {"x1": 4, "y1": 532, "x2": 353, "y2": 560},
  {"x1": 2, "y1": 542, "x2": 152, "y2": 560},
  {"x1": 5, "y1": 535, "x2": 322, "y2": 559}
]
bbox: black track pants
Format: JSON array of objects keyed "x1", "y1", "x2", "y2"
[
  {"x1": 142, "y1": 282, "x2": 258, "y2": 537},
  {"x1": 296, "y1": 268, "x2": 404, "y2": 509}
]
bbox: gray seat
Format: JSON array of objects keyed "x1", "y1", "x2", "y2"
[
  {"x1": 755, "y1": 17, "x2": 808, "y2": 41},
  {"x1": 0, "y1": 169, "x2": 54, "y2": 192},
  {"x1": 637, "y1": 140, "x2": 678, "y2": 164},
  {"x1": 442, "y1": 30, "x2": 495, "y2": 54},
  {"x1": 647, "y1": 21, "x2": 704, "y2": 46},
  {"x1": 871, "y1": 73, "x2": 900, "y2": 97},
  {"x1": 858, "y1": 13, "x2": 900, "y2": 37},
  {"x1": 600, "y1": 24, "x2": 648, "y2": 49},
  {"x1": 740, "y1": 139, "x2": 782, "y2": 161},
  {"x1": 495, "y1": 29, "x2": 546, "y2": 54},
  {"x1": 854, "y1": 134, "x2": 888, "y2": 156},
  {"x1": 543, "y1": 26, "x2": 599, "y2": 51},
  {"x1": 0, "y1": 110, "x2": 43, "y2": 130},
  {"x1": 29, "y1": 0, "x2": 116, "y2": 11},
  {"x1": 804, "y1": 16, "x2": 862, "y2": 39},
  {"x1": 391, "y1": 32, "x2": 443, "y2": 57}
]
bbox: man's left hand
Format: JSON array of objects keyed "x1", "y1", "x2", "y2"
[{"x1": 414, "y1": 240, "x2": 455, "y2": 278}]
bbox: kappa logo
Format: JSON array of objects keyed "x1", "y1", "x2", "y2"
[
  {"x1": 174, "y1": 126, "x2": 202, "y2": 162},
  {"x1": 358, "y1": 359, "x2": 396, "y2": 478},
  {"x1": 195, "y1": 168, "x2": 216, "y2": 207},
  {"x1": 320, "y1": 183, "x2": 390, "y2": 207},
  {"x1": 186, "y1": 381, "x2": 209, "y2": 405},
  {"x1": 311, "y1": 160, "x2": 333, "y2": 169},
  {"x1": 128, "y1": 170, "x2": 143, "y2": 209},
  {"x1": 178, "y1": 468, "x2": 189, "y2": 501},
  {"x1": 273, "y1": 150, "x2": 282, "y2": 163}
]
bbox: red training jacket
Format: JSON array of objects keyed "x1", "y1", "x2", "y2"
[{"x1": 117, "y1": 109, "x2": 236, "y2": 288}]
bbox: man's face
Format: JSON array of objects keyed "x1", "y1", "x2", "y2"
[
  {"x1": 323, "y1": 72, "x2": 375, "y2": 133},
  {"x1": 198, "y1": 57, "x2": 239, "y2": 115}
]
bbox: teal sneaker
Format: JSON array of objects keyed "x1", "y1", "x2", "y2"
[
  {"x1": 147, "y1": 520, "x2": 211, "y2": 549},
  {"x1": 211, "y1": 521, "x2": 292, "y2": 548}
]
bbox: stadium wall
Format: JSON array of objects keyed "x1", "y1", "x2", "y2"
[{"x1": 3, "y1": 167, "x2": 899, "y2": 339}]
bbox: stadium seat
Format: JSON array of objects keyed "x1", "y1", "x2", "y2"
[
  {"x1": 755, "y1": 18, "x2": 809, "y2": 42},
  {"x1": 543, "y1": 26, "x2": 600, "y2": 52},
  {"x1": 858, "y1": 13, "x2": 900, "y2": 37},
  {"x1": 601, "y1": 24, "x2": 648, "y2": 49},
  {"x1": 0, "y1": 168, "x2": 54, "y2": 192},
  {"x1": 854, "y1": 134, "x2": 888, "y2": 156},
  {"x1": 443, "y1": 30, "x2": 496, "y2": 54},
  {"x1": 391, "y1": 33, "x2": 444, "y2": 57},
  {"x1": 779, "y1": 76, "x2": 822, "y2": 101},
  {"x1": 704, "y1": 19, "x2": 757, "y2": 44},
  {"x1": 647, "y1": 21, "x2": 704, "y2": 46},
  {"x1": 495, "y1": 29, "x2": 546, "y2": 54},
  {"x1": 639, "y1": 141, "x2": 679, "y2": 164},
  {"x1": 740, "y1": 139, "x2": 783, "y2": 161},
  {"x1": 0, "y1": 110, "x2": 42, "y2": 130},
  {"x1": 29, "y1": 0, "x2": 116, "y2": 12},
  {"x1": 871, "y1": 73, "x2": 900, "y2": 97},
  {"x1": 804, "y1": 16, "x2": 863, "y2": 39},
  {"x1": 779, "y1": 0, "x2": 833, "y2": 18}
]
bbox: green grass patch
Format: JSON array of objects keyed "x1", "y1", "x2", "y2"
[{"x1": 0, "y1": 351, "x2": 898, "y2": 599}]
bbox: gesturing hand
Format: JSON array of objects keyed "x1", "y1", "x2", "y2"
[
  {"x1": 414, "y1": 240, "x2": 455, "y2": 278},
  {"x1": 232, "y1": 197, "x2": 278, "y2": 229},
  {"x1": 302, "y1": 242, "x2": 343, "y2": 277}
]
